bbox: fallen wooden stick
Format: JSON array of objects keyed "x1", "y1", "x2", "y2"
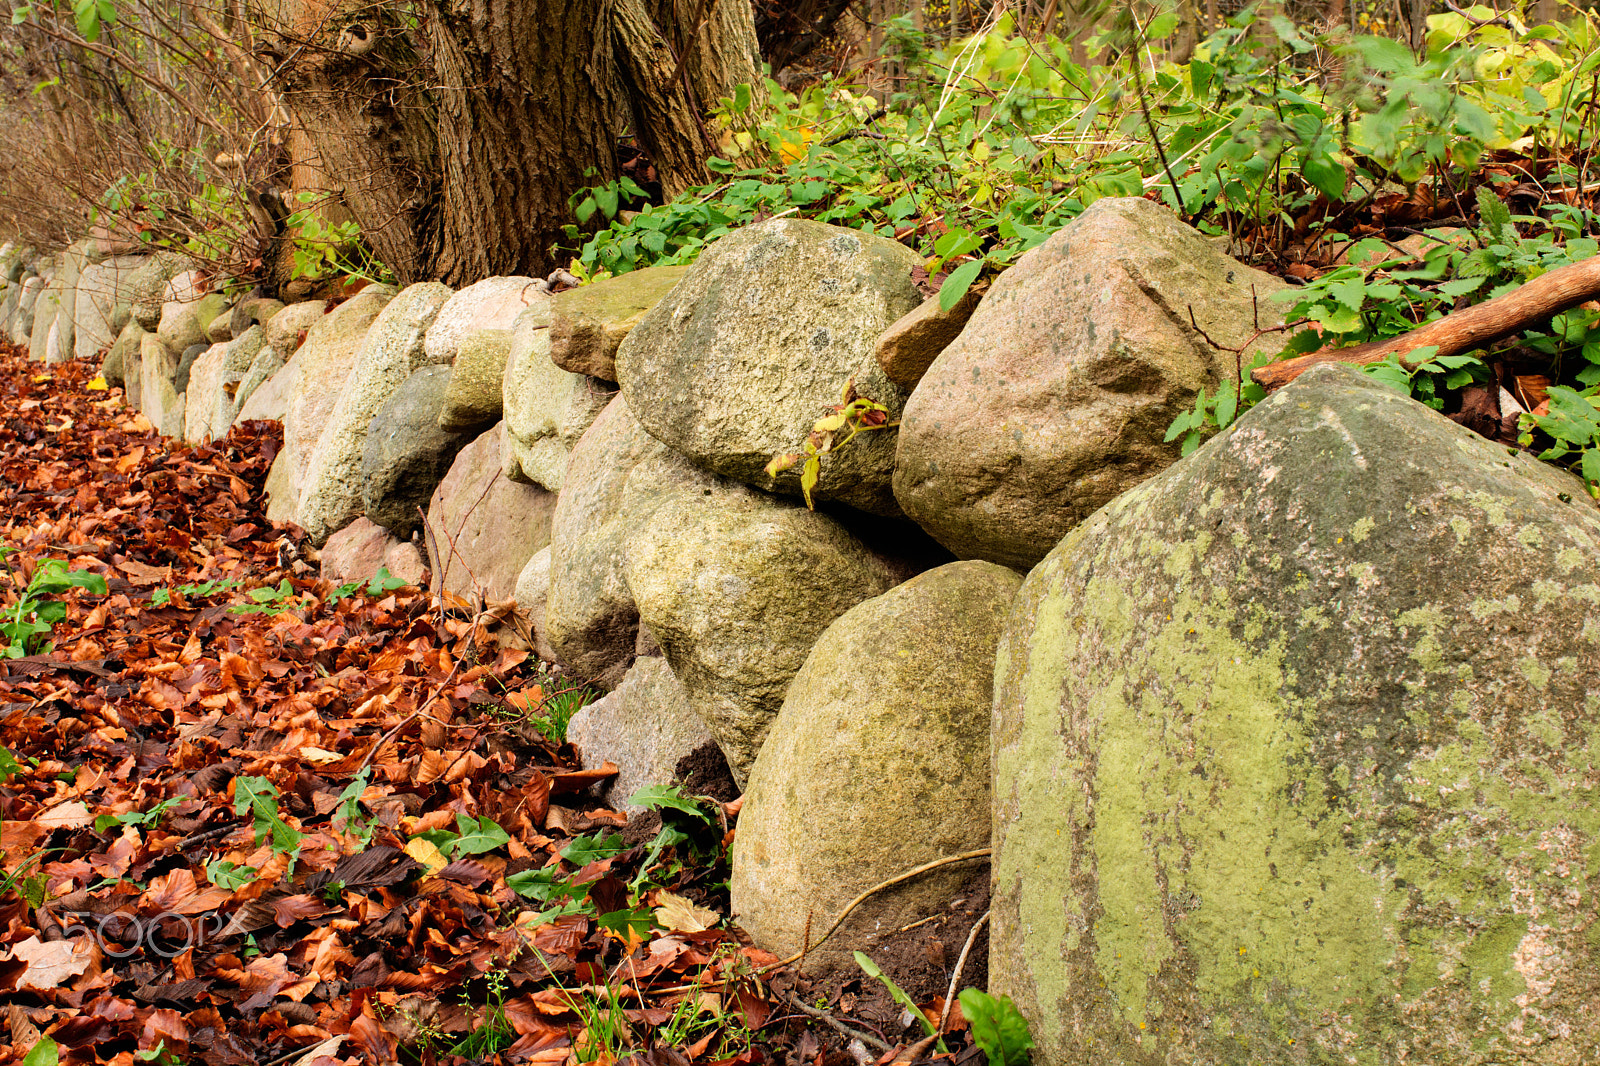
[{"x1": 1251, "y1": 252, "x2": 1600, "y2": 391}]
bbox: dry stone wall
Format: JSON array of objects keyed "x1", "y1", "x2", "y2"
[{"x1": 7, "y1": 202, "x2": 1598, "y2": 1060}]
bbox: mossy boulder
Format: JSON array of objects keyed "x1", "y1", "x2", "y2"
[
  {"x1": 615, "y1": 219, "x2": 923, "y2": 516},
  {"x1": 731, "y1": 560, "x2": 1020, "y2": 973},
  {"x1": 624, "y1": 486, "x2": 906, "y2": 783},
  {"x1": 440, "y1": 328, "x2": 512, "y2": 430},
  {"x1": 361, "y1": 365, "x2": 477, "y2": 537},
  {"x1": 991, "y1": 363, "x2": 1600, "y2": 1066},
  {"x1": 502, "y1": 302, "x2": 615, "y2": 492},
  {"x1": 550, "y1": 264, "x2": 689, "y2": 380}
]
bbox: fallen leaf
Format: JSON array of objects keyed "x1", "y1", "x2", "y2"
[
  {"x1": 36, "y1": 801, "x2": 93, "y2": 830},
  {"x1": 653, "y1": 891, "x2": 720, "y2": 933},
  {"x1": 10, "y1": 936, "x2": 94, "y2": 991}
]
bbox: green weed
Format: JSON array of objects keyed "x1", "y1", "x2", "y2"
[{"x1": 0, "y1": 552, "x2": 107, "y2": 658}]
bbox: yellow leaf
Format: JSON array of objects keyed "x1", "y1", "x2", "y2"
[
  {"x1": 86, "y1": 377, "x2": 108, "y2": 391},
  {"x1": 404, "y1": 836, "x2": 448, "y2": 875},
  {"x1": 653, "y1": 890, "x2": 721, "y2": 933},
  {"x1": 31, "y1": 375, "x2": 51, "y2": 384}
]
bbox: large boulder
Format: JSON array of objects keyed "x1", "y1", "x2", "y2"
[
  {"x1": 124, "y1": 253, "x2": 191, "y2": 332},
  {"x1": 183, "y1": 327, "x2": 266, "y2": 445},
  {"x1": 71, "y1": 255, "x2": 148, "y2": 361},
  {"x1": 32, "y1": 239, "x2": 91, "y2": 363},
  {"x1": 423, "y1": 276, "x2": 539, "y2": 364},
  {"x1": 624, "y1": 487, "x2": 907, "y2": 784},
  {"x1": 544, "y1": 395, "x2": 719, "y2": 689},
  {"x1": 615, "y1": 219, "x2": 923, "y2": 515},
  {"x1": 894, "y1": 197, "x2": 1289, "y2": 570},
  {"x1": 10, "y1": 276, "x2": 43, "y2": 345},
  {"x1": 732, "y1": 560, "x2": 1020, "y2": 971},
  {"x1": 502, "y1": 303, "x2": 615, "y2": 492},
  {"x1": 296, "y1": 282, "x2": 452, "y2": 545},
  {"x1": 156, "y1": 292, "x2": 227, "y2": 356},
  {"x1": 138, "y1": 334, "x2": 181, "y2": 432},
  {"x1": 233, "y1": 348, "x2": 295, "y2": 426},
  {"x1": 550, "y1": 265, "x2": 689, "y2": 380},
  {"x1": 361, "y1": 365, "x2": 477, "y2": 537},
  {"x1": 101, "y1": 320, "x2": 144, "y2": 391},
  {"x1": 263, "y1": 300, "x2": 327, "y2": 355},
  {"x1": 566, "y1": 655, "x2": 715, "y2": 814},
  {"x1": 273, "y1": 288, "x2": 393, "y2": 525},
  {"x1": 439, "y1": 328, "x2": 513, "y2": 430},
  {"x1": 990, "y1": 363, "x2": 1600, "y2": 1066},
  {"x1": 513, "y1": 546, "x2": 558, "y2": 663},
  {"x1": 425, "y1": 422, "x2": 557, "y2": 605}
]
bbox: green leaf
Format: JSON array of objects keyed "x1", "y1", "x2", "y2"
[
  {"x1": 940, "y1": 259, "x2": 984, "y2": 313},
  {"x1": 856, "y1": 953, "x2": 938, "y2": 1039},
  {"x1": 73, "y1": 0, "x2": 101, "y2": 41},
  {"x1": 595, "y1": 184, "x2": 620, "y2": 220},
  {"x1": 22, "y1": 1036, "x2": 59, "y2": 1066},
  {"x1": 958, "y1": 988, "x2": 1034, "y2": 1066},
  {"x1": 1214, "y1": 379, "x2": 1238, "y2": 428},
  {"x1": 1301, "y1": 152, "x2": 1346, "y2": 200},
  {"x1": 206, "y1": 860, "x2": 257, "y2": 890},
  {"x1": 624, "y1": 784, "x2": 712, "y2": 823},
  {"x1": 561, "y1": 831, "x2": 626, "y2": 866},
  {"x1": 1437, "y1": 276, "x2": 1487, "y2": 299},
  {"x1": 450, "y1": 814, "x2": 511, "y2": 856},
  {"x1": 799, "y1": 455, "x2": 820, "y2": 509},
  {"x1": 366, "y1": 567, "x2": 406, "y2": 595},
  {"x1": 574, "y1": 197, "x2": 597, "y2": 224},
  {"x1": 597, "y1": 907, "x2": 654, "y2": 937}
]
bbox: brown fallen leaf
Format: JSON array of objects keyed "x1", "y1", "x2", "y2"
[{"x1": 10, "y1": 935, "x2": 95, "y2": 991}]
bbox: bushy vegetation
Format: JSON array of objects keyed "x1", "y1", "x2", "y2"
[{"x1": 565, "y1": 3, "x2": 1600, "y2": 493}]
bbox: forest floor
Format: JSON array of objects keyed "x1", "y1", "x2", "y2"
[{"x1": 0, "y1": 341, "x2": 987, "y2": 1066}]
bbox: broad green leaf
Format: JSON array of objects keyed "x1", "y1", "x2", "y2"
[
  {"x1": 560, "y1": 831, "x2": 626, "y2": 866},
  {"x1": 595, "y1": 184, "x2": 620, "y2": 220},
  {"x1": 940, "y1": 259, "x2": 984, "y2": 313},
  {"x1": 22, "y1": 1036, "x2": 59, "y2": 1066},
  {"x1": 1301, "y1": 153, "x2": 1346, "y2": 200},
  {"x1": 1214, "y1": 380, "x2": 1238, "y2": 428},
  {"x1": 958, "y1": 988, "x2": 1034, "y2": 1066},
  {"x1": 1437, "y1": 276, "x2": 1486, "y2": 299},
  {"x1": 799, "y1": 455, "x2": 820, "y2": 509},
  {"x1": 450, "y1": 814, "x2": 511, "y2": 855}
]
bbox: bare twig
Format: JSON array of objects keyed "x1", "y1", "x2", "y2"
[
  {"x1": 785, "y1": 993, "x2": 893, "y2": 1053},
  {"x1": 937, "y1": 910, "x2": 990, "y2": 1033}
]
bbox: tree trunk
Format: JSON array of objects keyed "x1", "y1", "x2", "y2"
[{"x1": 272, "y1": 0, "x2": 763, "y2": 287}]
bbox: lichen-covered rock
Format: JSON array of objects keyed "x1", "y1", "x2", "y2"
[
  {"x1": 624, "y1": 487, "x2": 906, "y2": 784},
  {"x1": 513, "y1": 546, "x2": 558, "y2": 663},
  {"x1": 274, "y1": 288, "x2": 393, "y2": 525},
  {"x1": 615, "y1": 219, "x2": 922, "y2": 515},
  {"x1": 10, "y1": 276, "x2": 43, "y2": 345},
  {"x1": 566, "y1": 656, "x2": 714, "y2": 814},
  {"x1": 124, "y1": 253, "x2": 190, "y2": 332},
  {"x1": 263, "y1": 300, "x2": 327, "y2": 355},
  {"x1": 183, "y1": 327, "x2": 265, "y2": 445},
  {"x1": 31, "y1": 241, "x2": 90, "y2": 363},
  {"x1": 894, "y1": 197, "x2": 1290, "y2": 570},
  {"x1": 156, "y1": 292, "x2": 227, "y2": 356},
  {"x1": 425, "y1": 422, "x2": 557, "y2": 604},
  {"x1": 423, "y1": 276, "x2": 539, "y2": 364},
  {"x1": 233, "y1": 347, "x2": 293, "y2": 427},
  {"x1": 732, "y1": 560, "x2": 1019, "y2": 971},
  {"x1": 545, "y1": 395, "x2": 721, "y2": 689},
  {"x1": 991, "y1": 363, "x2": 1600, "y2": 1066},
  {"x1": 72, "y1": 255, "x2": 148, "y2": 362},
  {"x1": 230, "y1": 296, "x2": 284, "y2": 339},
  {"x1": 139, "y1": 334, "x2": 180, "y2": 431},
  {"x1": 550, "y1": 265, "x2": 689, "y2": 380},
  {"x1": 362, "y1": 365, "x2": 477, "y2": 537},
  {"x1": 102, "y1": 320, "x2": 144, "y2": 391},
  {"x1": 297, "y1": 282, "x2": 452, "y2": 545},
  {"x1": 503, "y1": 303, "x2": 615, "y2": 491},
  {"x1": 440, "y1": 328, "x2": 512, "y2": 430}
]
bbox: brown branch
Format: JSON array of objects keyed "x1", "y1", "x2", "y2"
[{"x1": 1253, "y1": 253, "x2": 1600, "y2": 391}]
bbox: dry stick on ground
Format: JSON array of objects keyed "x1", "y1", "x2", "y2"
[
  {"x1": 763, "y1": 848, "x2": 993, "y2": 971},
  {"x1": 784, "y1": 994, "x2": 893, "y2": 1053},
  {"x1": 1252, "y1": 252, "x2": 1600, "y2": 391},
  {"x1": 937, "y1": 910, "x2": 991, "y2": 1034}
]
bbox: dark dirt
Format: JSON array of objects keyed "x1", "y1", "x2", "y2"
[
  {"x1": 676, "y1": 740, "x2": 740, "y2": 804},
  {"x1": 799, "y1": 862, "x2": 992, "y2": 1043}
]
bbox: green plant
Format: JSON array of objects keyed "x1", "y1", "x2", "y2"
[
  {"x1": 228, "y1": 579, "x2": 298, "y2": 616},
  {"x1": 765, "y1": 378, "x2": 898, "y2": 508},
  {"x1": 285, "y1": 192, "x2": 395, "y2": 285},
  {"x1": 232, "y1": 775, "x2": 304, "y2": 874},
  {"x1": 151, "y1": 577, "x2": 242, "y2": 606},
  {"x1": 511, "y1": 683, "x2": 597, "y2": 744},
  {"x1": 0, "y1": 746, "x2": 22, "y2": 782},
  {"x1": 94, "y1": 797, "x2": 180, "y2": 834},
  {"x1": 1520, "y1": 385, "x2": 1600, "y2": 496},
  {"x1": 0, "y1": 554, "x2": 107, "y2": 658},
  {"x1": 412, "y1": 813, "x2": 512, "y2": 861},
  {"x1": 957, "y1": 988, "x2": 1034, "y2": 1066},
  {"x1": 205, "y1": 859, "x2": 257, "y2": 890},
  {"x1": 329, "y1": 567, "x2": 409, "y2": 605},
  {"x1": 625, "y1": 784, "x2": 722, "y2": 892},
  {"x1": 331, "y1": 769, "x2": 377, "y2": 846},
  {"x1": 134, "y1": 1040, "x2": 185, "y2": 1066},
  {"x1": 450, "y1": 966, "x2": 517, "y2": 1059},
  {"x1": 855, "y1": 952, "x2": 947, "y2": 1050}
]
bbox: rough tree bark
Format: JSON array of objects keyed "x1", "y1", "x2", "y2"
[{"x1": 265, "y1": 0, "x2": 762, "y2": 287}]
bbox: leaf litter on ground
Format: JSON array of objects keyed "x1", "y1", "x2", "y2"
[{"x1": 0, "y1": 342, "x2": 990, "y2": 1066}]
